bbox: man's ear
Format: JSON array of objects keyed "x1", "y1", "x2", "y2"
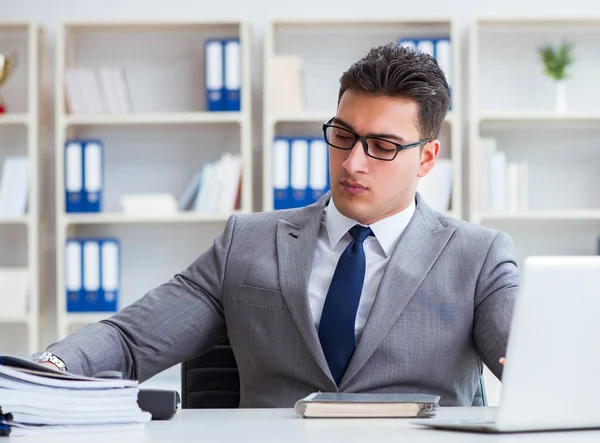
[{"x1": 417, "y1": 140, "x2": 440, "y2": 178}]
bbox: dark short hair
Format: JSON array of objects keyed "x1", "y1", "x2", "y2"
[{"x1": 338, "y1": 43, "x2": 450, "y2": 140}]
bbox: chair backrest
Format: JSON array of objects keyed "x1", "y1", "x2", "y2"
[{"x1": 181, "y1": 341, "x2": 240, "y2": 409}]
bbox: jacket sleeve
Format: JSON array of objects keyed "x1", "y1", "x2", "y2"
[
  {"x1": 44, "y1": 214, "x2": 238, "y2": 382},
  {"x1": 473, "y1": 231, "x2": 519, "y2": 380}
]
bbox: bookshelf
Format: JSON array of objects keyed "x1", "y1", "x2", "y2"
[
  {"x1": 0, "y1": 21, "x2": 42, "y2": 355},
  {"x1": 54, "y1": 20, "x2": 252, "y2": 350},
  {"x1": 469, "y1": 16, "x2": 600, "y2": 406},
  {"x1": 262, "y1": 19, "x2": 462, "y2": 218},
  {"x1": 469, "y1": 17, "x2": 600, "y2": 251}
]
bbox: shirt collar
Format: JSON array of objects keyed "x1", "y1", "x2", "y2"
[{"x1": 325, "y1": 197, "x2": 416, "y2": 258}]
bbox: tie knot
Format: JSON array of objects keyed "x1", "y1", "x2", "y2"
[{"x1": 349, "y1": 225, "x2": 374, "y2": 243}]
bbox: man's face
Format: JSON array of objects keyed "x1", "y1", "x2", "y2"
[{"x1": 328, "y1": 89, "x2": 440, "y2": 225}]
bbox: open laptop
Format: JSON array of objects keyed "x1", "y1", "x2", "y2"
[{"x1": 415, "y1": 255, "x2": 600, "y2": 433}]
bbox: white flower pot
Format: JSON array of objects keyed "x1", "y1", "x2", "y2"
[{"x1": 555, "y1": 81, "x2": 568, "y2": 113}]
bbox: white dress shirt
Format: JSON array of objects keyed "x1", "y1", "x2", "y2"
[{"x1": 307, "y1": 197, "x2": 416, "y2": 341}]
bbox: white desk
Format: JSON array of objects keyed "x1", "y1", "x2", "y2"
[{"x1": 9, "y1": 407, "x2": 600, "y2": 442}]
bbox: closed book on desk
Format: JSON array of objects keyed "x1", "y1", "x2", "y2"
[{"x1": 294, "y1": 392, "x2": 440, "y2": 418}]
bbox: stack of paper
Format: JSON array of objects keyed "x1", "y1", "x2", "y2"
[{"x1": 0, "y1": 355, "x2": 151, "y2": 437}]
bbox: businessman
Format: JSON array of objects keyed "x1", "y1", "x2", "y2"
[{"x1": 35, "y1": 43, "x2": 518, "y2": 407}]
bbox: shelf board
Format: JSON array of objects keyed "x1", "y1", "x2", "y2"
[
  {"x1": 0, "y1": 315, "x2": 30, "y2": 324},
  {"x1": 478, "y1": 210, "x2": 600, "y2": 221},
  {"x1": 272, "y1": 18, "x2": 453, "y2": 26},
  {"x1": 0, "y1": 113, "x2": 29, "y2": 126},
  {"x1": 64, "y1": 19, "x2": 243, "y2": 30},
  {"x1": 0, "y1": 216, "x2": 29, "y2": 225},
  {"x1": 62, "y1": 112, "x2": 243, "y2": 127},
  {"x1": 477, "y1": 17, "x2": 600, "y2": 27},
  {"x1": 0, "y1": 22, "x2": 32, "y2": 30},
  {"x1": 66, "y1": 313, "x2": 111, "y2": 325},
  {"x1": 270, "y1": 112, "x2": 333, "y2": 124},
  {"x1": 63, "y1": 212, "x2": 235, "y2": 225},
  {"x1": 479, "y1": 111, "x2": 600, "y2": 123},
  {"x1": 271, "y1": 112, "x2": 454, "y2": 125}
]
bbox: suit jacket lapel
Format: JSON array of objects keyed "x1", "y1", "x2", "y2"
[
  {"x1": 340, "y1": 194, "x2": 456, "y2": 388},
  {"x1": 276, "y1": 195, "x2": 333, "y2": 382}
]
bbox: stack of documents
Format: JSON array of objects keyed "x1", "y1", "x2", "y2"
[{"x1": 0, "y1": 355, "x2": 151, "y2": 437}]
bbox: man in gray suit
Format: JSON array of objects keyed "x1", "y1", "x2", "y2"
[{"x1": 35, "y1": 43, "x2": 518, "y2": 407}]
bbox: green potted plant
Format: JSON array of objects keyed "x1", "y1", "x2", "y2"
[{"x1": 538, "y1": 41, "x2": 574, "y2": 112}]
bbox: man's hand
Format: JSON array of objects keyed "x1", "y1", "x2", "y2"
[
  {"x1": 39, "y1": 361, "x2": 61, "y2": 371},
  {"x1": 499, "y1": 357, "x2": 506, "y2": 366}
]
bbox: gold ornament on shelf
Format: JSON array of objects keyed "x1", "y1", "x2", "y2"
[{"x1": 0, "y1": 53, "x2": 17, "y2": 114}]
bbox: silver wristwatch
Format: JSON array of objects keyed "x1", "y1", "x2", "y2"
[{"x1": 30, "y1": 351, "x2": 68, "y2": 372}]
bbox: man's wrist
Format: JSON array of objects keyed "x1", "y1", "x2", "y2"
[{"x1": 30, "y1": 351, "x2": 68, "y2": 372}]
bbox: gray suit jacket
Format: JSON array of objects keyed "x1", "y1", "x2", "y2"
[{"x1": 47, "y1": 192, "x2": 518, "y2": 407}]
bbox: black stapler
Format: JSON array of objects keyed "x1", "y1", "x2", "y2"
[{"x1": 94, "y1": 371, "x2": 180, "y2": 420}]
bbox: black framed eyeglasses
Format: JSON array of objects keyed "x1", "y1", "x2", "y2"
[{"x1": 322, "y1": 118, "x2": 431, "y2": 161}]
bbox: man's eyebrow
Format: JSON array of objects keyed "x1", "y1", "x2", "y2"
[
  {"x1": 332, "y1": 117, "x2": 407, "y2": 143},
  {"x1": 332, "y1": 117, "x2": 355, "y2": 131}
]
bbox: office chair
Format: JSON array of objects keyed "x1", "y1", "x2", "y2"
[{"x1": 181, "y1": 341, "x2": 240, "y2": 409}]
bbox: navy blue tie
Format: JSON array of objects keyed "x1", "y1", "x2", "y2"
[{"x1": 318, "y1": 225, "x2": 374, "y2": 385}]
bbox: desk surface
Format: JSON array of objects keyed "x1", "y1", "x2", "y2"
[{"x1": 9, "y1": 407, "x2": 600, "y2": 442}]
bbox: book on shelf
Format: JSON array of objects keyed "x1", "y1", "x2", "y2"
[
  {"x1": 0, "y1": 355, "x2": 150, "y2": 437},
  {"x1": 64, "y1": 139, "x2": 103, "y2": 213},
  {"x1": 271, "y1": 137, "x2": 329, "y2": 210},
  {"x1": 65, "y1": 238, "x2": 120, "y2": 313},
  {"x1": 270, "y1": 55, "x2": 304, "y2": 116},
  {"x1": 477, "y1": 137, "x2": 529, "y2": 213},
  {"x1": 120, "y1": 193, "x2": 179, "y2": 215},
  {"x1": 205, "y1": 38, "x2": 241, "y2": 112},
  {"x1": 65, "y1": 67, "x2": 132, "y2": 115},
  {"x1": 0, "y1": 156, "x2": 29, "y2": 217},
  {"x1": 398, "y1": 37, "x2": 452, "y2": 106},
  {"x1": 294, "y1": 392, "x2": 440, "y2": 418},
  {"x1": 179, "y1": 152, "x2": 242, "y2": 213}
]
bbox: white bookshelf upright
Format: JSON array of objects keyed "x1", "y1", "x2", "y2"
[
  {"x1": 262, "y1": 19, "x2": 462, "y2": 218},
  {"x1": 469, "y1": 16, "x2": 600, "y2": 405},
  {"x1": 54, "y1": 20, "x2": 252, "y2": 348},
  {"x1": 0, "y1": 21, "x2": 42, "y2": 355}
]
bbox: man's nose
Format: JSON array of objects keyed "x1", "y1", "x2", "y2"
[{"x1": 342, "y1": 139, "x2": 369, "y2": 173}]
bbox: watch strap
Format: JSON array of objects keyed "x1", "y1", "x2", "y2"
[{"x1": 31, "y1": 351, "x2": 68, "y2": 372}]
